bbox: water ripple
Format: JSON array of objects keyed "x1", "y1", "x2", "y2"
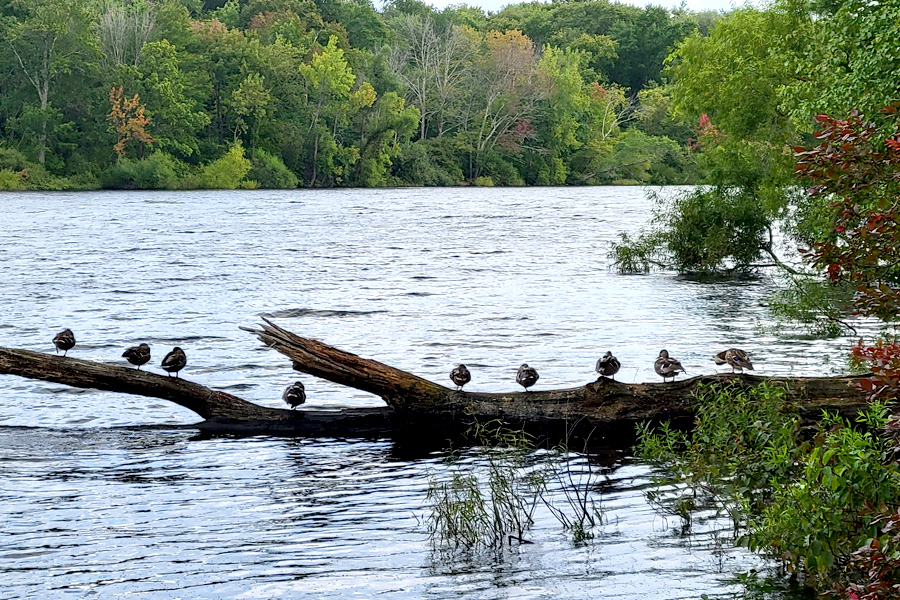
[{"x1": 0, "y1": 187, "x2": 853, "y2": 599}]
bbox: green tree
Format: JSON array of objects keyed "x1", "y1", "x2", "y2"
[
  {"x1": 353, "y1": 89, "x2": 418, "y2": 186},
  {"x1": 612, "y1": 5, "x2": 804, "y2": 274},
  {"x1": 298, "y1": 34, "x2": 356, "y2": 186},
  {"x1": 137, "y1": 39, "x2": 211, "y2": 158},
  {"x1": 0, "y1": 0, "x2": 99, "y2": 164},
  {"x1": 787, "y1": 0, "x2": 900, "y2": 130},
  {"x1": 190, "y1": 140, "x2": 251, "y2": 188},
  {"x1": 531, "y1": 44, "x2": 588, "y2": 184},
  {"x1": 228, "y1": 72, "x2": 273, "y2": 148}
]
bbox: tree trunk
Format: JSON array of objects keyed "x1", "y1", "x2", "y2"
[{"x1": 0, "y1": 319, "x2": 873, "y2": 441}]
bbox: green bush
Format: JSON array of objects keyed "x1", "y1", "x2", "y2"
[
  {"x1": 0, "y1": 169, "x2": 26, "y2": 190},
  {"x1": 747, "y1": 406, "x2": 900, "y2": 582},
  {"x1": 183, "y1": 142, "x2": 252, "y2": 189},
  {"x1": 0, "y1": 146, "x2": 31, "y2": 172},
  {"x1": 0, "y1": 146, "x2": 77, "y2": 190},
  {"x1": 610, "y1": 186, "x2": 771, "y2": 274},
  {"x1": 475, "y1": 151, "x2": 524, "y2": 186},
  {"x1": 638, "y1": 384, "x2": 900, "y2": 594},
  {"x1": 391, "y1": 140, "x2": 464, "y2": 186},
  {"x1": 100, "y1": 153, "x2": 181, "y2": 189},
  {"x1": 638, "y1": 383, "x2": 804, "y2": 524},
  {"x1": 248, "y1": 149, "x2": 299, "y2": 188}
]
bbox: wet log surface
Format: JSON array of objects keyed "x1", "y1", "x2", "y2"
[
  {"x1": 243, "y1": 318, "x2": 870, "y2": 424},
  {"x1": 0, "y1": 319, "x2": 872, "y2": 440}
]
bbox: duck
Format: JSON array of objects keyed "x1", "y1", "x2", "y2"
[
  {"x1": 654, "y1": 349, "x2": 685, "y2": 382},
  {"x1": 516, "y1": 363, "x2": 539, "y2": 391},
  {"x1": 52, "y1": 329, "x2": 75, "y2": 356},
  {"x1": 450, "y1": 364, "x2": 471, "y2": 391},
  {"x1": 595, "y1": 351, "x2": 621, "y2": 379},
  {"x1": 161, "y1": 347, "x2": 187, "y2": 378},
  {"x1": 122, "y1": 343, "x2": 151, "y2": 369},
  {"x1": 713, "y1": 348, "x2": 754, "y2": 373},
  {"x1": 282, "y1": 381, "x2": 306, "y2": 409}
]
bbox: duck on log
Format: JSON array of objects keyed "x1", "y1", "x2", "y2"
[{"x1": 0, "y1": 318, "x2": 872, "y2": 439}]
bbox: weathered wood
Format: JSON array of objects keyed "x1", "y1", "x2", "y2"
[
  {"x1": 0, "y1": 319, "x2": 873, "y2": 440},
  {"x1": 0, "y1": 346, "x2": 277, "y2": 421},
  {"x1": 0, "y1": 345, "x2": 408, "y2": 437},
  {"x1": 242, "y1": 318, "x2": 871, "y2": 424}
]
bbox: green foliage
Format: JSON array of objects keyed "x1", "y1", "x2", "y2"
[
  {"x1": 0, "y1": 169, "x2": 26, "y2": 190},
  {"x1": 787, "y1": 1, "x2": 900, "y2": 132},
  {"x1": 474, "y1": 151, "x2": 524, "y2": 187},
  {"x1": 0, "y1": 0, "x2": 808, "y2": 188},
  {"x1": 248, "y1": 148, "x2": 299, "y2": 188},
  {"x1": 425, "y1": 423, "x2": 544, "y2": 550},
  {"x1": 184, "y1": 142, "x2": 251, "y2": 188},
  {"x1": 611, "y1": 186, "x2": 772, "y2": 274},
  {"x1": 390, "y1": 139, "x2": 464, "y2": 186},
  {"x1": 426, "y1": 472, "x2": 492, "y2": 549},
  {"x1": 319, "y1": 0, "x2": 389, "y2": 50},
  {"x1": 638, "y1": 383, "x2": 804, "y2": 527},
  {"x1": 666, "y1": 7, "x2": 800, "y2": 143},
  {"x1": 766, "y1": 275, "x2": 855, "y2": 338},
  {"x1": 633, "y1": 83, "x2": 693, "y2": 142},
  {"x1": 136, "y1": 39, "x2": 211, "y2": 158},
  {"x1": 353, "y1": 90, "x2": 418, "y2": 186},
  {"x1": 591, "y1": 129, "x2": 690, "y2": 184},
  {"x1": 0, "y1": 146, "x2": 31, "y2": 172},
  {"x1": 0, "y1": 146, "x2": 76, "y2": 189},
  {"x1": 99, "y1": 152, "x2": 183, "y2": 189},
  {"x1": 238, "y1": 0, "x2": 323, "y2": 29},
  {"x1": 425, "y1": 420, "x2": 604, "y2": 549},
  {"x1": 638, "y1": 384, "x2": 900, "y2": 594},
  {"x1": 748, "y1": 406, "x2": 900, "y2": 585}
]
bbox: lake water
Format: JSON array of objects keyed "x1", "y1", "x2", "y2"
[{"x1": 0, "y1": 187, "x2": 852, "y2": 598}]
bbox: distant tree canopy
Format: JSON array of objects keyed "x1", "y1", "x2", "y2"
[{"x1": 0, "y1": 0, "x2": 719, "y2": 189}]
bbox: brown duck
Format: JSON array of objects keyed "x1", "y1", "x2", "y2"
[
  {"x1": 713, "y1": 348, "x2": 754, "y2": 373},
  {"x1": 161, "y1": 347, "x2": 187, "y2": 378},
  {"x1": 52, "y1": 329, "x2": 75, "y2": 356},
  {"x1": 516, "y1": 363, "x2": 539, "y2": 391},
  {"x1": 654, "y1": 349, "x2": 685, "y2": 382},
  {"x1": 450, "y1": 364, "x2": 471, "y2": 391},
  {"x1": 595, "y1": 351, "x2": 621, "y2": 379},
  {"x1": 122, "y1": 343, "x2": 151, "y2": 369},
  {"x1": 282, "y1": 381, "x2": 307, "y2": 409}
]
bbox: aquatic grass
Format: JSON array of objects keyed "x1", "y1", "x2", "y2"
[
  {"x1": 425, "y1": 420, "x2": 606, "y2": 549},
  {"x1": 425, "y1": 472, "x2": 492, "y2": 549},
  {"x1": 540, "y1": 451, "x2": 605, "y2": 543}
]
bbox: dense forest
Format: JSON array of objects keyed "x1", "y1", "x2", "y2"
[{"x1": 0, "y1": 0, "x2": 722, "y2": 189}]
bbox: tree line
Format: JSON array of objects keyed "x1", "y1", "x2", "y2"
[{"x1": 0, "y1": 0, "x2": 720, "y2": 190}]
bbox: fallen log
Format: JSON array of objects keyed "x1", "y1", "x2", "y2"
[
  {"x1": 242, "y1": 318, "x2": 871, "y2": 425},
  {"x1": 0, "y1": 319, "x2": 873, "y2": 442},
  {"x1": 0, "y1": 346, "x2": 405, "y2": 437}
]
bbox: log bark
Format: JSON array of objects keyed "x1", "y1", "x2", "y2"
[
  {"x1": 0, "y1": 319, "x2": 873, "y2": 440},
  {"x1": 243, "y1": 318, "x2": 871, "y2": 424},
  {"x1": 0, "y1": 345, "x2": 406, "y2": 436}
]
